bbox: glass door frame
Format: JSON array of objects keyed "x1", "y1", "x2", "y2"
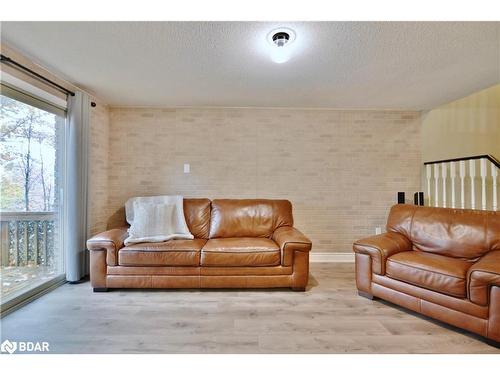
[{"x1": 0, "y1": 82, "x2": 68, "y2": 317}]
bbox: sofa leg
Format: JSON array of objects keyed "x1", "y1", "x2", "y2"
[
  {"x1": 292, "y1": 286, "x2": 306, "y2": 292},
  {"x1": 93, "y1": 287, "x2": 108, "y2": 292},
  {"x1": 358, "y1": 290, "x2": 375, "y2": 300}
]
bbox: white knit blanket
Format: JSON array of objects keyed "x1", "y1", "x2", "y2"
[{"x1": 124, "y1": 195, "x2": 194, "y2": 245}]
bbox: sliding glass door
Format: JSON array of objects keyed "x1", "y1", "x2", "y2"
[{"x1": 0, "y1": 84, "x2": 66, "y2": 312}]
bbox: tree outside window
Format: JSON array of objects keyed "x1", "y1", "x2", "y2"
[{"x1": 1, "y1": 95, "x2": 57, "y2": 212}]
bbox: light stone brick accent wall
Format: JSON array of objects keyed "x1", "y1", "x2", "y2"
[
  {"x1": 104, "y1": 107, "x2": 421, "y2": 253},
  {"x1": 88, "y1": 102, "x2": 110, "y2": 236}
]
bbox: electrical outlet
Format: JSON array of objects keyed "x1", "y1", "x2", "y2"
[
  {"x1": 375, "y1": 227, "x2": 382, "y2": 235},
  {"x1": 183, "y1": 164, "x2": 190, "y2": 174}
]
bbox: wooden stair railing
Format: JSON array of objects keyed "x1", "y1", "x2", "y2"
[{"x1": 423, "y1": 155, "x2": 499, "y2": 211}]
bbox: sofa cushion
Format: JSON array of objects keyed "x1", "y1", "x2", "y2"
[
  {"x1": 118, "y1": 239, "x2": 207, "y2": 266},
  {"x1": 386, "y1": 251, "x2": 472, "y2": 298},
  {"x1": 387, "y1": 204, "x2": 499, "y2": 260},
  {"x1": 201, "y1": 238, "x2": 281, "y2": 267},
  {"x1": 209, "y1": 199, "x2": 293, "y2": 238},
  {"x1": 184, "y1": 198, "x2": 211, "y2": 239},
  {"x1": 105, "y1": 198, "x2": 212, "y2": 239}
]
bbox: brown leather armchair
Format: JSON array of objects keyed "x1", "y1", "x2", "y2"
[
  {"x1": 87, "y1": 199, "x2": 312, "y2": 292},
  {"x1": 354, "y1": 204, "x2": 500, "y2": 343}
]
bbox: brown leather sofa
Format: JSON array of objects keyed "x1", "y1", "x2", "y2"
[
  {"x1": 87, "y1": 199, "x2": 312, "y2": 292},
  {"x1": 354, "y1": 204, "x2": 500, "y2": 342}
]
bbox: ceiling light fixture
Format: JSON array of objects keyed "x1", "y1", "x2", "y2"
[
  {"x1": 267, "y1": 27, "x2": 296, "y2": 64},
  {"x1": 272, "y1": 32, "x2": 290, "y2": 47}
]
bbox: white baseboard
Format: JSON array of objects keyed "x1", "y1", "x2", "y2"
[{"x1": 310, "y1": 252, "x2": 354, "y2": 263}]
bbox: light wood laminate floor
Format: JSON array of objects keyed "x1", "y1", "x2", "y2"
[{"x1": 1, "y1": 263, "x2": 498, "y2": 353}]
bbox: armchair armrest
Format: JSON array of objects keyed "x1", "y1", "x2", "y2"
[
  {"x1": 467, "y1": 251, "x2": 500, "y2": 306},
  {"x1": 353, "y1": 231, "x2": 411, "y2": 275},
  {"x1": 87, "y1": 227, "x2": 129, "y2": 266},
  {"x1": 272, "y1": 226, "x2": 312, "y2": 267}
]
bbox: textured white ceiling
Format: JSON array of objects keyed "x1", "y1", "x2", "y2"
[{"x1": 1, "y1": 22, "x2": 499, "y2": 109}]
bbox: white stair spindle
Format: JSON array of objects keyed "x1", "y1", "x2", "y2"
[
  {"x1": 480, "y1": 158, "x2": 487, "y2": 210},
  {"x1": 434, "y1": 164, "x2": 440, "y2": 207},
  {"x1": 426, "y1": 164, "x2": 432, "y2": 207},
  {"x1": 469, "y1": 159, "x2": 476, "y2": 209},
  {"x1": 441, "y1": 163, "x2": 447, "y2": 208},
  {"x1": 492, "y1": 163, "x2": 498, "y2": 211},
  {"x1": 450, "y1": 162, "x2": 456, "y2": 208},
  {"x1": 459, "y1": 161, "x2": 466, "y2": 209}
]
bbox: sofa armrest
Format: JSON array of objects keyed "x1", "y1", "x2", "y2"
[
  {"x1": 272, "y1": 226, "x2": 312, "y2": 267},
  {"x1": 467, "y1": 251, "x2": 500, "y2": 306},
  {"x1": 87, "y1": 227, "x2": 129, "y2": 266},
  {"x1": 353, "y1": 232, "x2": 411, "y2": 275}
]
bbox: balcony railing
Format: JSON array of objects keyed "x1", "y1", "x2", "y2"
[{"x1": 0, "y1": 211, "x2": 56, "y2": 267}]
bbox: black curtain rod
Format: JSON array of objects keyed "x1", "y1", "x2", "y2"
[{"x1": 1, "y1": 54, "x2": 76, "y2": 97}]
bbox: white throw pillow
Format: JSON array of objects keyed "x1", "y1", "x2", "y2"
[
  {"x1": 125, "y1": 195, "x2": 191, "y2": 235},
  {"x1": 124, "y1": 196, "x2": 194, "y2": 245},
  {"x1": 125, "y1": 200, "x2": 194, "y2": 245},
  {"x1": 129, "y1": 202, "x2": 175, "y2": 239}
]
